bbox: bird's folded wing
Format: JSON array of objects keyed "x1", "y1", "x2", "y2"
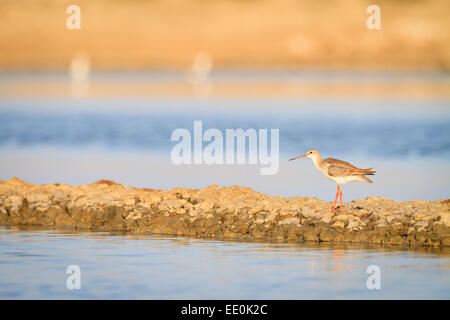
[
  {"x1": 328, "y1": 165, "x2": 355, "y2": 177},
  {"x1": 325, "y1": 158, "x2": 357, "y2": 177}
]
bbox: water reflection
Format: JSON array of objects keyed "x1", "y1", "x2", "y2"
[
  {"x1": 0, "y1": 225, "x2": 449, "y2": 299},
  {"x1": 3, "y1": 225, "x2": 450, "y2": 256}
]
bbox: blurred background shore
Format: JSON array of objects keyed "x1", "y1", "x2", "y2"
[
  {"x1": 1, "y1": 0, "x2": 450, "y2": 98},
  {"x1": 1, "y1": 0, "x2": 449, "y2": 71}
]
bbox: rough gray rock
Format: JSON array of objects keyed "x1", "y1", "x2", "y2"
[{"x1": 1, "y1": 177, "x2": 450, "y2": 247}]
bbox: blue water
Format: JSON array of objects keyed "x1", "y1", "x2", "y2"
[
  {"x1": 0, "y1": 226, "x2": 449, "y2": 299},
  {"x1": 0, "y1": 97, "x2": 449, "y2": 159}
]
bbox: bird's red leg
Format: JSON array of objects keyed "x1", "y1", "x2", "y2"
[
  {"x1": 339, "y1": 185, "x2": 343, "y2": 213},
  {"x1": 332, "y1": 185, "x2": 339, "y2": 213}
]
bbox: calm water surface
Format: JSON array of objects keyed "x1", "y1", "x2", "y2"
[{"x1": 0, "y1": 226, "x2": 449, "y2": 299}]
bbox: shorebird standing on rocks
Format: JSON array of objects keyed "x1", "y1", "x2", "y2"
[{"x1": 289, "y1": 149, "x2": 375, "y2": 214}]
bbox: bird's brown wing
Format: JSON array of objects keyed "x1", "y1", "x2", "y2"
[
  {"x1": 325, "y1": 158, "x2": 375, "y2": 177},
  {"x1": 328, "y1": 165, "x2": 355, "y2": 177},
  {"x1": 325, "y1": 158, "x2": 358, "y2": 177}
]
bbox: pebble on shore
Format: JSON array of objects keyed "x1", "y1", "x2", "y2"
[{"x1": 0, "y1": 177, "x2": 449, "y2": 247}]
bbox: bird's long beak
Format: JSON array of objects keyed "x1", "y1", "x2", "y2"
[{"x1": 289, "y1": 154, "x2": 307, "y2": 161}]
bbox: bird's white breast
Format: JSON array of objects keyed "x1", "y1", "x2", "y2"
[{"x1": 314, "y1": 161, "x2": 360, "y2": 184}]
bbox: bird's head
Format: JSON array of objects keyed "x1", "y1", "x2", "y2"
[
  {"x1": 289, "y1": 149, "x2": 320, "y2": 161},
  {"x1": 304, "y1": 149, "x2": 320, "y2": 159}
]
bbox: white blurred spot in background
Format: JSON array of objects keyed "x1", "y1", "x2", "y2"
[
  {"x1": 69, "y1": 52, "x2": 90, "y2": 98},
  {"x1": 187, "y1": 52, "x2": 212, "y2": 98}
]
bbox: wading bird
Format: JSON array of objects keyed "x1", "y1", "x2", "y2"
[{"x1": 289, "y1": 149, "x2": 375, "y2": 214}]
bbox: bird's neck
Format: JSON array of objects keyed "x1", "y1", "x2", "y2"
[{"x1": 311, "y1": 154, "x2": 323, "y2": 170}]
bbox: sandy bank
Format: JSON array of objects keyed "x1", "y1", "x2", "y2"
[{"x1": 1, "y1": 178, "x2": 449, "y2": 247}]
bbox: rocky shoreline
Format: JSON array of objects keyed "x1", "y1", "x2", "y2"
[{"x1": 1, "y1": 178, "x2": 449, "y2": 247}]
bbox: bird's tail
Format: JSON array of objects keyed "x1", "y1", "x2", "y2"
[{"x1": 357, "y1": 167, "x2": 375, "y2": 175}]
